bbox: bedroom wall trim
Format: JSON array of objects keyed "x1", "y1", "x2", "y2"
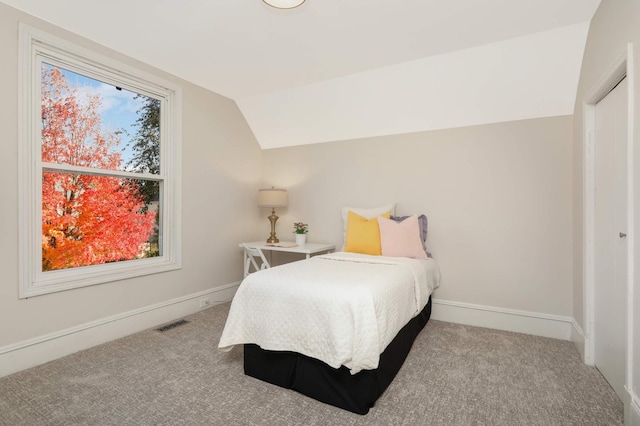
[
  {"x1": 0, "y1": 282, "x2": 240, "y2": 378},
  {"x1": 570, "y1": 318, "x2": 586, "y2": 361},
  {"x1": 431, "y1": 298, "x2": 573, "y2": 340},
  {"x1": 630, "y1": 392, "x2": 640, "y2": 425}
]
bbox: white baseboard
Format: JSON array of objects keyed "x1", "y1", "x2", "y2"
[
  {"x1": 0, "y1": 291, "x2": 595, "y2": 378},
  {"x1": 570, "y1": 318, "x2": 586, "y2": 362},
  {"x1": 431, "y1": 298, "x2": 573, "y2": 340},
  {"x1": 0, "y1": 282, "x2": 240, "y2": 378},
  {"x1": 628, "y1": 389, "x2": 640, "y2": 426}
]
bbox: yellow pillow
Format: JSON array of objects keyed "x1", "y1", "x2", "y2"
[{"x1": 344, "y1": 211, "x2": 390, "y2": 255}]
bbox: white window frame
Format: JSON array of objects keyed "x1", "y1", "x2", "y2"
[{"x1": 18, "y1": 24, "x2": 182, "y2": 298}]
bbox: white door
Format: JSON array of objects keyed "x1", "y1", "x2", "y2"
[{"x1": 593, "y1": 76, "x2": 628, "y2": 400}]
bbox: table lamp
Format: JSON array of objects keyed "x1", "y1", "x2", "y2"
[{"x1": 258, "y1": 188, "x2": 288, "y2": 243}]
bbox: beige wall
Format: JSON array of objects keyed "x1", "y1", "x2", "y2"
[
  {"x1": 263, "y1": 116, "x2": 573, "y2": 316},
  {"x1": 571, "y1": 0, "x2": 640, "y2": 419},
  {"x1": 0, "y1": 3, "x2": 263, "y2": 347}
]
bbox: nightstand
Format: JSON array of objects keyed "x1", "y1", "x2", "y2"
[{"x1": 239, "y1": 241, "x2": 335, "y2": 275}]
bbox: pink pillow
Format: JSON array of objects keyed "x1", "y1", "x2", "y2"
[{"x1": 377, "y1": 214, "x2": 428, "y2": 260}]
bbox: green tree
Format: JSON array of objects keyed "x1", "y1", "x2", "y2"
[
  {"x1": 127, "y1": 96, "x2": 161, "y2": 255},
  {"x1": 127, "y1": 95, "x2": 161, "y2": 205}
]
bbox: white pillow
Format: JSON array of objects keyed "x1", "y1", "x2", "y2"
[{"x1": 341, "y1": 203, "x2": 395, "y2": 249}]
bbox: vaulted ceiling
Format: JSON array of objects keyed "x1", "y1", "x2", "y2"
[{"x1": 2, "y1": 0, "x2": 601, "y2": 148}]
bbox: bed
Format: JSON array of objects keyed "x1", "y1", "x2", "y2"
[{"x1": 218, "y1": 250, "x2": 441, "y2": 414}]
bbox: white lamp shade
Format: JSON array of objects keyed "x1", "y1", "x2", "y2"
[
  {"x1": 258, "y1": 188, "x2": 288, "y2": 207},
  {"x1": 262, "y1": 0, "x2": 305, "y2": 9}
]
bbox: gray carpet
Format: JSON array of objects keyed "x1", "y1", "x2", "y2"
[{"x1": 0, "y1": 302, "x2": 622, "y2": 425}]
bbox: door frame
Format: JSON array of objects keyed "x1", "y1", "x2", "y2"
[{"x1": 583, "y1": 43, "x2": 634, "y2": 393}]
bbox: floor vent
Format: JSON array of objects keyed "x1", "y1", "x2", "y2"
[{"x1": 156, "y1": 319, "x2": 190, "y2": 332}]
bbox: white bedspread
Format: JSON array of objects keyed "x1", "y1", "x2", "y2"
[{"x1": 218, "y1": 252, "x2": 440, "y2": 374}]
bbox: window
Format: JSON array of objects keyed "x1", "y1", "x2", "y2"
[{"x1": 19, "y1": 24, "x2": 182, "y2": 297}]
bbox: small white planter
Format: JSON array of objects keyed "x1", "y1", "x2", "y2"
[{"x1": 295, "y1": 234, "x2": 307, "y2": 245}]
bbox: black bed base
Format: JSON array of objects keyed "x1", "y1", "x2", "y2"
[{"x1": 244, "y1": 297, "x2": 432, "y2": 415}]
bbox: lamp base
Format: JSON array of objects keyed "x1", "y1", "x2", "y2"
[{"x1": 266, "y1": 208, "x2": 280, "y2": 244}]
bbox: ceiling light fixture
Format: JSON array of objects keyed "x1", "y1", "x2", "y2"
[{"x1": 262, "y1": 0, "x2": 305, "y2": 9}]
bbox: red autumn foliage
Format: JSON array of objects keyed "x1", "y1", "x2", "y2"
[{"x1": 41, "y1": 65, "x2": 156, "y2": 271}]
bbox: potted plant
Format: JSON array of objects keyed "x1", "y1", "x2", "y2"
[{"x1": 293, "y1": 222, "x2": 308, "y2": 245}]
